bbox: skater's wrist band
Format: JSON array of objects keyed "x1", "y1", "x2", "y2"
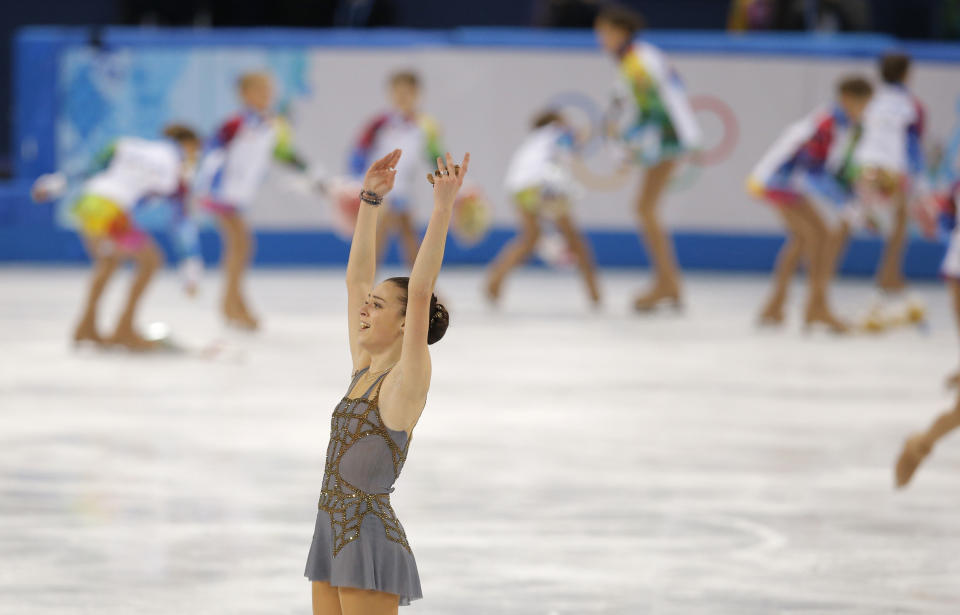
[{"x1": 359, "y1": 190, "x2": 383, "y2": 206}]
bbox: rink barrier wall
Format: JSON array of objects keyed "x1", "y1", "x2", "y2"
[
  {"x1": 5, "y1": 28, "x2": 959, "y2": 275},
  {"x1": 0, "y1": 223, "x2": 946, "y2": 279}
]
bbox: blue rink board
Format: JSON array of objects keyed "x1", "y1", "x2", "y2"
[{"x1": 0, "y1": 224, "x2": 947, "y2": 280}]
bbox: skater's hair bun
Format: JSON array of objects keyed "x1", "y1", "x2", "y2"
[
  {"x1": 386, "y1": 277, "x2": 449, "y2": 345},
  {"x1": 427, "y1": 299, "x2": 449, "y2": 345},
  {"x1": 596, "y1": 4, "x2": 646, "y2": 35}
]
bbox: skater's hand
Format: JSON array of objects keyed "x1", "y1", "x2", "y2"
[
  {"x1": 31, "y1": 186, "x2": 50, "y2": 202},
  {"x1": 179, "y1": 257, "x2": 203, "y2": 299},
  {"x1": 31, "y1": 172, "x2": 67, "y2": 203},
  {"x1": 362, "y1": 149, "x2": 402, "y2": 197},
  {"x1": 430, "y1": 152, "x2": 470, "y2": 208},
  {"x1": 308, "y1": 162, "x2": 329, "y2": 196},
  {"x1": 911, "y1": 195, "x2": 939, "y2": 239}
]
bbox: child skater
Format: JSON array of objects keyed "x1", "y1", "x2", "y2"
[
  {"x1": 349, "y1": 71, "x2": 444, "y2": 267},
  {"x1": 854, "y1": 52, "x2": 930, "y2": 322},
  {"x1": 31, "y1": 125, "x2": 201, "y2": 350},
  {"x1": 747, "y1": 76, "x2": 874, "y2": 332},
  {"x1": 304, "y1": 149, "x2": 468, "y2": 613},
  {"x1": 594, "y1": 4, "x2": 701, "y2": 311},
  {"x1": 194, "y1": 71, "x2": 320, "y2": 330},
  {"x1": 485, "y1": 109, "x2": 601, "y2": 307}
]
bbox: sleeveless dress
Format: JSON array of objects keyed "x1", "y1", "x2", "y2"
[{"x1": 304, "y1": 368, "x2": 422, "y2": 605}]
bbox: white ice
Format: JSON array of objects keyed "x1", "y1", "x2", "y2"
[{"x1": 0, "y1": 267, "x2": 958, "y2": 614}]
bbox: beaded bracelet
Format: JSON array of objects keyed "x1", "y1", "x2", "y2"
[{"x1": 359, "y1": 189, "x2": 383, "y2": 206}]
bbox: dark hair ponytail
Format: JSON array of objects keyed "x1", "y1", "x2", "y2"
[{"x1": 386, "y1": 277, "x2": 449, "y2": 345}]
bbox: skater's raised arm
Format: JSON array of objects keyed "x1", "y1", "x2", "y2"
[
  {"x1": 346, "y1": 149, "x2": 402, "y2": 371},
  {"x1": 383, "y1": 152, "x2": 469, "y2": 428}
]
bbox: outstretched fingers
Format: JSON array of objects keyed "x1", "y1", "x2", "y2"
[
  {"x1": 375, "y1": 149, "x2": 402, "y2": 171},
  {"x1": 426, "y1": 152, "x2": 470, "y2": 187}
]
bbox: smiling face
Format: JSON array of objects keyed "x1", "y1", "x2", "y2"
[{"x1": 357, "y1": 281, "x2": 407, "y2": 353}]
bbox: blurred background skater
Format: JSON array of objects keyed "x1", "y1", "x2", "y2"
[
  {"x1": 941, "y1": 154, "x2": 960, "y2": 386},
  {"x1": 349, "y1": 71, "x2": 445, "y2": 268},
  {"x1": 747, "y1": 76, "x2": 874, "y2": 333},
  {"x1": 485, "y1": 109, "x2": 600, "y2": 307},
  {"x1": 896, "y1": 178, "x2": 960, "y2": 486},
  {"x1": 853, "y1": 52, "x2": 934, "y2": 332},
  {"x1": 30, "y1": 124, "x2": 201, "y2": 351},
  {"x1": 194, "y1": 71, "x2": 324, "y2": 331},
  {"x1": 306, "y1": 150, "x2": 464, "y2": 613},
  {"x1": 594, "y1": 4, "x2": 701, "y2": 312}
]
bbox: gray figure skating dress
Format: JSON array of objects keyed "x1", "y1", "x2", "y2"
[{"x1": 305, "y1": 367, "x2": 422, "y2": 605}]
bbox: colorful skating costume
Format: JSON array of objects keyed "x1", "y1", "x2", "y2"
[
  {"x1": 747, "y1": 105, "x2": 862, "y2": 212},
  {"x1": 854, "y1": 84, "x2": 926, "y2": 193},
  {"x1": 349, "y1": 111, "x2": 443, "y2": 212},
  {"x1": 613, "y1": 41, "x2": 701, "y2": 165},
  {"x1": 194, "y1": 109, "x2": 307, "y2": 214},
  {"x1": 305, "y1": 368, "x2": 422, "y2": 605},
  {"x1": 504, "y1": 123, "x2": 582, "y2": 216},
  {"x1": 74, "y1": 137, "x2": 190, "y2": 252}
]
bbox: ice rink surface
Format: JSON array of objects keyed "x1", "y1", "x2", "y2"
[{"x1": 1, "y1": 266, "x2": 958, "y2": 614}]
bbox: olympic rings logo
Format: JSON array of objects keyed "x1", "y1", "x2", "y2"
[{"x1": 545, "y1": 91, "x2": 739, "y2": 191}]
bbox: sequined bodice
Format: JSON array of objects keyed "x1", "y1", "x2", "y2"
[{"x1": 318, "y1": 368, "x2": 412, "y2": 554}]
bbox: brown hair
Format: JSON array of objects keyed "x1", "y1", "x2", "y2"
[
  {"x1": 389, "y1": 70, "x2": 420, "y2": 89},
  {"x1": 595, "y1": 4, "x2": 646, "y2": 35},
  {"x1": 162, "y1": 123, "x2": 200, "y2": 144},
  {"x1": 837, "y1": 76, "x2": 873, "y2": 99},
  {"x1": 237, "y1": 71, "x2": 271, "y2": 92},
  {"x1": 532, "y1": 110, "x2": 564, "y2": 129},
  {"x1": 879, "y1": 53, "x2": 911, "y2": 85},
  {"x1": 385, "y1": 277, "x2": 449, "y2": 345}
]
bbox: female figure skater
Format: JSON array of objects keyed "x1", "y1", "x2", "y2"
[
  {"x1": 305, "y1": 148, "x2": 468, "y2": 613},
  {"x1": 349, "y1": 71, "x2": 445, "y2": 267},
  {"x1": 594, "y1": 4, "x2": 701, "y2": 311},
  {"x1": 747, "y1": 76, "x2": 874, "y2": 332},
  {"x1": 194, "y1": 71, "x2": 319, "y2": 330},
  {"x1": 485, "y1": 109, "x2": 600, "y2": 306},
  {"x1": 855, "y1": 53, "x2": 931, "y2": 327},
  {"x1": 31, "y1": 125, "x2": 201, "y2": 350}
]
